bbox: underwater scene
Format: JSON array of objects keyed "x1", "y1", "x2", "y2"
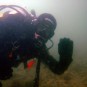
[{"x1": 0, "y1": 0, "x2": 87, "y2": 87}]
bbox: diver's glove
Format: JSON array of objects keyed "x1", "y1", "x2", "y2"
[
  {"x1": 57, "y1": 38, "x2": 73, "y2": 74},
  {"x1": 58, "y1": 38, "x2": 73, "y2": 58}
]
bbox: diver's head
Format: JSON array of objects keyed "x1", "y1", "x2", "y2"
[{"x1": 35, "y1": 13, "x2": 57, "y2": 42}]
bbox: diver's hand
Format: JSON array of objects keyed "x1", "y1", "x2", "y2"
[
  {"x1": 56, "y1": 38, "x2": 73, "y2": 74},
  {"x1": 58, "y1": 38, "x2": 73, "y2": 58}
]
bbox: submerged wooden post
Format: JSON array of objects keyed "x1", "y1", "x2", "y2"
[{"x1": 33, "y1": 58, "x2": 41, "y2": 87}]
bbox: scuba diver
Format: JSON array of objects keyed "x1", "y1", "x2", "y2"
[{"x1": 0, "y1": 5, "x2": 73, "y2": 87}]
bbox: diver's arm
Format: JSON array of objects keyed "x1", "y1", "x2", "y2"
[{"x1": 38, "y1": 38, "x2": 73, "y2": 74}]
